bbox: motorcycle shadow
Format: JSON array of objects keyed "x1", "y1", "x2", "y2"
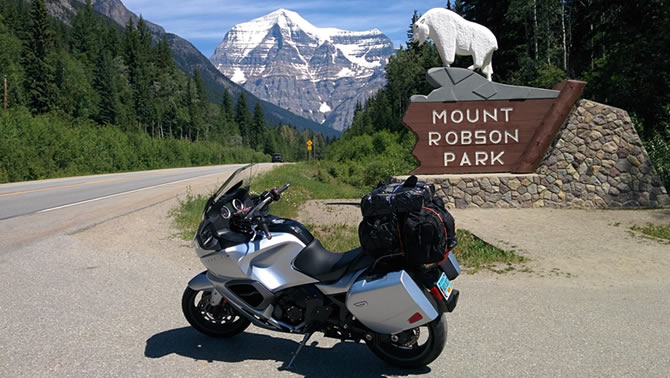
[{"x1": 145, "y1": 327, "x2": 431, "y2": 377}]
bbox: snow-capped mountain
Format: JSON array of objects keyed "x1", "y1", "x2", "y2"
[{"x1": 210, "y1": 9, "x2": 394, "y2": 131}]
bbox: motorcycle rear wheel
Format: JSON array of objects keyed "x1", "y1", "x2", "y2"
[
  {"x1": 366, "y1": 315, "x2": 447, "y2": 368},
  {"x1": 181, "y1": 287, "x2": 251, "y2": 338}
]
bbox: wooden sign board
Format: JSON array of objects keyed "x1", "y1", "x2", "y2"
[{"x1": 403, "y1": 68, "x2": 585, "y2": 174}]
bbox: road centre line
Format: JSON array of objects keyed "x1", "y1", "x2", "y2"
[
  {"x1": 0, "y1": 177, "x2": 129, "y2": 198},
  {"x1": 37, "y1": 171, "x2": 227, "y2": 213}
]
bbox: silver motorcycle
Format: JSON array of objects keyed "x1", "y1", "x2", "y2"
[{"x1": 182, "y1": 165, "x2": 460, "y2": 368}]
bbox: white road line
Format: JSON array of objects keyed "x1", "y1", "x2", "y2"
[{"x1": 38, "y1": 171, "x2": 227, "y2": 213}]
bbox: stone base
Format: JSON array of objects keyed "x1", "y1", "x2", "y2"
[{"x1": 394, "y1": 100, "x2": 670, "y2": 209}]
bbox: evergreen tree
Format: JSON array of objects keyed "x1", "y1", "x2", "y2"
[
  {"x1": 70, "y1": 0, "x2": 99, "y2": 67},
  {"x1": 185, "y1": 77, "x2": 199, "y2": 140},
  {"x1": 216, "y1": 88, "x2": 238, "y2": 139},
  {"x1": 251, "y1": 101, "x2": 266, "y2": 150},
  {"x1": 222, "y1": 88, "x2": 234, "y2": 123},
  {"x1": 0, "y1": 13, "x2": 25, "y2": 108},
  {"x1": 23, "y1": 0, "x2": 55, "y2": 114},
  {"x1": 55, "y1": 51, "x2": 98, "y2": 119},
  {"x1": 192, "y1": 69, "x2": 209, "y2": 140},
  {"x1": 154, "y1": 34, "x2": 174, "y2": 71},
  {"x1": 235, "y1": 92, "x2": 252, "y2": 146},
  {"x1": 263, "y1": 130, "x2": 279, "y2": 155},
  {"x1": 93, "y1": 49, "x2": 119, "y2": 124},
  {"x1": 406, "y1": 10, "x2": 420, "y2": 47}
]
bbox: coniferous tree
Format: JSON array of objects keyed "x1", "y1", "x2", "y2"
[
  {"x1": 406, "y1": 10, "x2": 420, "y2": 48},
  {"x1": 154, "y1": 34, "x2": 174, "y2": 71},
  {"x1": 23, "y1": 0, "x2": 56, "y2": 114},
  {"x1": 185, "y1": 77, "x2": 199, "y2": 140},
  {"x1": 236, "y1": 92, "x2": 252, "y2": 146},
  {"x1": 216, "y1": 88, "x2": 239, "y2": 139},
  {"x1": 70, "y1": 0, "x2": 99, "y2": 67},
  {"x1": 0, "y1": 13, "x2": 25, "y2": 107},
  {"x1": 191, "y1": 69, "x2": 209, "y2": 140},
  {"x1": 93, "y1": 49, "x2": 119, "y2": 124},
  {"x1": 251, "y1": 101, "x2": 266, "y2": 150}
]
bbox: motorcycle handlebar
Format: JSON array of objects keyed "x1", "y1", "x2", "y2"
[{"x1": 243, "y1": 184, "x2": 291, "y2": 222}]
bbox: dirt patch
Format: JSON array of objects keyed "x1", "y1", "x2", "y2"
[
  {"x1": 297, "y1": 200, "x2": 670, "y2": 283},
  {"x1": 295, "y1": 199, "x2": 361, "y2": 226}
]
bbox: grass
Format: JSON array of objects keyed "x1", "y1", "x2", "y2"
[
  {"x1": 631, "y1": 223, "x2": 670, "y2": 241},
  {"x1": 168, "y1": 161, "x2": 365, "y2": 241},
  {"x1": 168, "y1": 187, "x2": 208, "y2": 240},
  {"x1": 306, "y1": 223, "x2": 360, "y2": 252},
  {"x1": 454, "y1": 229, "x2": 527, "y2": 272},
  {"x1": 249, "y1": 161, "x2": 367, "y2": 219},
  {"x1": 169, "y1": 162, "x2": 527, "y2": 273}
]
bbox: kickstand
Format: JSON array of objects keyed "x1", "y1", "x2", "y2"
[{"x1": 282, "y1": 332, "x2": 312, "y2": 370}]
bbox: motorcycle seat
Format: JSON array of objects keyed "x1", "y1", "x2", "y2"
[{"x1": 294, "y1": 239, "x2": 373, "y2": 283}]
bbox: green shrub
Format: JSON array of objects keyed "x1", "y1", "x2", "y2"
[
  {"x1": 645, "y1": 131, "x2": 670, "y2": 190},
  {"x1": 0, "y1": 108, "x2": 269, "y2": 183},
  {"x1": 326, "y1": 130, "x2": 416, "y2": 190}
]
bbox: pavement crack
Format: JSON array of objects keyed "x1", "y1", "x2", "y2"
[{"x1": 67, "y1": 197, "x2": 175, "y2": 235}]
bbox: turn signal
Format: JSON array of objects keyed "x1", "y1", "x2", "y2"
[{"x1": 408, "y1": 312, "x2": 423, "y2": 324}]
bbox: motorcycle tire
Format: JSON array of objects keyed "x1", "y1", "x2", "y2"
[
  {"x1": 366, "y1": 315, "x2": 447, "y2": 368},
  {"x1": 181, "y1": 287, "x2": 251, "y2": 338}
]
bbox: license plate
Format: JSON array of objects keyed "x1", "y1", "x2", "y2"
[{"x1": 437, "y1": 272, "x2": 453, "y2": 301}]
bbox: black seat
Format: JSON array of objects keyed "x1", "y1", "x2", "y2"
[{"x1": 293, "y1": 239, "x2": 373, "y2": 282}]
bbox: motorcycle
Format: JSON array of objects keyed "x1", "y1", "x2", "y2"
[{"x1": 182, "y1": 164, "x2": 460, "y2": 368}]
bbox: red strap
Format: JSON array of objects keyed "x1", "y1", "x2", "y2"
[
  {"x1": 423, "y1": 206, "x2": 448, "y2": 240},
  {"x1": 438, "y1": 250, "x2": 451, "y2": 265}
]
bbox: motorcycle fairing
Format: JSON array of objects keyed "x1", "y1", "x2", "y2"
[{"x1": 200, "y1": 232, "x2": 317, "y2": 292}]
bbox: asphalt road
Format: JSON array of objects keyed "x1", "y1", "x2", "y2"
[
  {"x1": 1, "y1": 165, "x2": 669, "y2": 377},
  {"x1": 0, "y1": 165, "x2": 249, "y2": 220}
]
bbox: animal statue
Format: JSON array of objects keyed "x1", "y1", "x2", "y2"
[{"x1": 413, "y1": 8, "x2": 498, "y2": 81}]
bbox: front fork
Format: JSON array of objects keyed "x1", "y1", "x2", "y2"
[{"x1": 187, "y1": 271, "x2": 223, "y2": 306}]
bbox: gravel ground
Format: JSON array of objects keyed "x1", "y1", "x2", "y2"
[{"x1": 1, "y1": 179, "x2": 669, "y2": 377}]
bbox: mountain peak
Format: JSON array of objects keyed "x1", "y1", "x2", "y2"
[{"x1": 211, "y1": 9, "x2": 394, "y2": 131}]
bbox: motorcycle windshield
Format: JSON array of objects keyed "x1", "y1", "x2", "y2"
[{"x1": 210, "y1": 164, "x2": 256, "y2": 203}]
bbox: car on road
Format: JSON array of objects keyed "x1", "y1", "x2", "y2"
[{"x1": 271, "y1": 153, "x2": 283, "y2": 163}]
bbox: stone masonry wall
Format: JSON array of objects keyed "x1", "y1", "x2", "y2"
[{"x1": 395, "y1": 100, "x2": 669, "y2": 208}]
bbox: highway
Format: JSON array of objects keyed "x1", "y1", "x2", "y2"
[
  {"x1": 0, "y1": 165, "x2": 249, "y2": 220},
  {"x1": 0, "y1": 163, "x2": 668, "y2": 377}
]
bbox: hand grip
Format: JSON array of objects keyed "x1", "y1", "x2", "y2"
[{"x1": 261, "y1": 220, "x2": 272, "y2": 240}]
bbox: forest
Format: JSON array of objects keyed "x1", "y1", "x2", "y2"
[
  {"x1": 328, "y1": 0, "x2": 670, "y2": 189},
  {"x1": 1, "y1": 0, "x2": 668, "y2": 189},
  {"x1": 0, "y1": 0, "x2": 327, "y2": 183}
]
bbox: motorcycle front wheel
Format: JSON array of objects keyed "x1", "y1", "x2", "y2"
[
  {"x1": 366, "y1": 315, "x2": 447, "y2": 368},
  {"x1": 181, "y1": 287, "x2": 251, "y2": 338}
]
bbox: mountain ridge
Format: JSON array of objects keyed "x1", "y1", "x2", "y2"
[
  {"x1": 211, "y1": 9, "x2": 394, "y2": 131},
  {"x1": 45, "y1": 0, "x2": 338, "y2": 137}
]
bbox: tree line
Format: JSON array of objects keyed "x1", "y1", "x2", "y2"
[
  {"x1": 329, "y1": 0, "x2": 669, "y2": 188},
  {"x1": 0, "y1": 0, "x2": 327, "y2": 182}
]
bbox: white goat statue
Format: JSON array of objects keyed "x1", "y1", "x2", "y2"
[{"x1": 413, "y1": 8, "x2": 498, "y2": 81}]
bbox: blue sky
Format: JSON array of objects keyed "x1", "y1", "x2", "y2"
[{"x1": 122, "y1": 0, "x2": 448, "y2": 57}]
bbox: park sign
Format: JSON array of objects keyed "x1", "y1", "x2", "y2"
[
  {"x1": 408, "y1": 8, "x2": 585, "y2": 175},
  {"x1": 403, "y1": 67, "x2": 585, "y2": 174}
]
